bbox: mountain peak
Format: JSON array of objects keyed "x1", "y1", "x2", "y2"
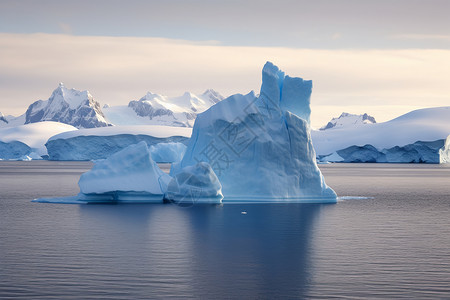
[
  {"x1": 25, "y1": 84, "x2": 110, "y2": 128},
  {"x1": 321, "y1": 112, "x2": 376, "y2": 130}
]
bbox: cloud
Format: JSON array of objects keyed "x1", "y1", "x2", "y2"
[
  {"x1": 0, "y1": 33, "x2": 449, "y2": 127},
  {"x1": 58, "y1": 22, "x2": 73, "y2": 35},
  {"x1": 390, "y1": 34, "x2": 450, "y2": 41}
]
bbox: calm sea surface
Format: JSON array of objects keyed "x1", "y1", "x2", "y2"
[{"x1": 0, "y1": 161, "x2": 449, "y2": 299}]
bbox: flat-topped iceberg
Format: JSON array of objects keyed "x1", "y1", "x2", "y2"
[{"x1": 172, "y1": 62, "x2": 337, "y2": 203}]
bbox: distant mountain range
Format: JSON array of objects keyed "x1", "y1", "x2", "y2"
[
  {"x1": 104, "y1": 89, "x2": 224, "y2": 127},
  {"x1": 0, "y1": 84, "x2": 225, "y2": 129}
]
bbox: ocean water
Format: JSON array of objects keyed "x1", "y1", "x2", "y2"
[{"x1": 0, "y1": 161, "x2": 449, "y2": 299}]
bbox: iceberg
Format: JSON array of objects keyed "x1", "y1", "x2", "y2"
[
  {"x1": 35, "y1": 142, "x2": 220, "y2": 204},
  {"x1": 77, "y1": 141, "x2": 171, "y2": 203},
  {"x1": 172, "y1": 62, "x2": 337, "y2": 203},
  {"x1": 0, "y1": 121, "x2": 77, "y2": 159},
  {"x1": 440, "y1": 135, "x2": 450, "y2": 164},
  {"x1": 164, "y1": 162, "x2": 223, "y2": 204},
  {"x1": 150, "y1": 142, "x2": 186, "y2": 163},
  {"x1": 0, "y1": 140, "x2": 32, "y2": 160}
]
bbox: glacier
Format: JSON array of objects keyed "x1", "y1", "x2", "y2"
[
  {"x1": 172, "y1": 62, "x2": 337, "y2": 203},
  {"x1": 440, "y1": 135, "x2": 450, "y2": 164},
  {"x1": 46, "y1": 125, "x2": 191, "y2": 161}
]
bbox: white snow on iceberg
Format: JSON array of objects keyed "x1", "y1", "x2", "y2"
[{"x1": 172, "y1": 62, "x2": 337, "y2": 203}]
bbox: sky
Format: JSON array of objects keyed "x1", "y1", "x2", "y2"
[{"x1": 1, "y1": 0, "x2": 449, "y2": 128}]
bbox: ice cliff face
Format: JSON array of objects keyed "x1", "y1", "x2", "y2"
[
  {"x1": 320, "y1": 112, "x2": 376, "y2": 130},
  {"x1": 126, "y1": 89, "x2": 224, "y2": 127},
  {"x1": 172, "y1": 62, "x2": 337, "y2": 202},
  {"x1": 440, "y1": 135, "x2": 450, "y2": 164},
  {"x1": 0, "y1": 140, "x2": 32, "y2": 160},
  {"x1": 45, "y1": 125, "x2": 191, "y2": 161},
  {"x1": 25, "y1": 83, "x2": 110, "y2": 128}
]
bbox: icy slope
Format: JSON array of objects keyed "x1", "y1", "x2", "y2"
[
  {"x1": 104, "y1": 89, "x2": 224, "y2": 127},
  {"x1": 25, "y1": 83, "x2": 110, "y2": 128},
  {"x1": 0, "y1": 121, "x2": 77, "y2": 158},
  {"x1": 46, "y1": 125, "x2": 192, "y2": 161},
  {"x1": 172, "y1": 62, "x2": 336, "y2": 203},
  {"x1": 320, "y1": 112, "x2": 376, "y2": 130},
  {"x1": 312, "y1": 106, "x2": 450, "y2": 156}
]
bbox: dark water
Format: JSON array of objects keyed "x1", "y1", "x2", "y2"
[{"x1": 0, "y1": 161, "x2": 449, "y2": 299}]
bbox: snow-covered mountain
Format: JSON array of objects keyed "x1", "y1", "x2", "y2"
[
  {"x1": 0, "y1": 112, "x2": 7, "y2": 124},
  {"x1": 104, "y1": 89, "x2": 224, "y2": 127},
  {"x1": 320, "y1": 112, "x2": 376, "y2": 130},
  {"x1": 25, "y1": 83, "x2": 110, "y2": 128},
  {"x1": 313, "y1": 106, "x2": 450, "y2": 163},
  {"x1": 0, "y1": 113, "x2": 26, "y2": 128}
]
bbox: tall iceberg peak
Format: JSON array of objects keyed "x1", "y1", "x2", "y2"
[
  {"x1": 260, "y1": 62, "x2": 312, "y2": 124},
  {"x1": 172, "y1": 61, "x2": 336, "y2": 203}
]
